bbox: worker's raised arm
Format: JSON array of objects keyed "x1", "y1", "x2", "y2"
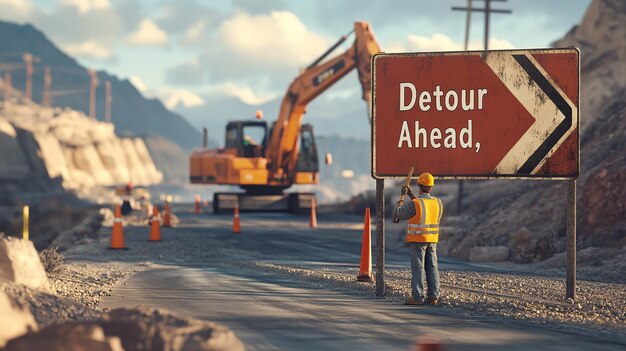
[{"x1": 395, "y1": 199, "x2": 417, "y2": 221}]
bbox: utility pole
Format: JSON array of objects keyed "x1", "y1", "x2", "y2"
[
  {"x1": 23, "y1": 53, "x2": 33, "y2": 101},
  {"x1": 105, "y1": 80, "x2": 112, "y2": 123},
  {"x1": 3, "y1": 72, "x2": 12, "y2": 101},
  {"x1": 464, "y1": 0, "x2": 472, "y2": 50},
  {"x1": 42, "y1": 66, "x2": 52, "y2": 106},
  {"x1": 452, "y1": 0, "x2": 512, "y2": 51},
  {"x1": 452, "y1": 0, "x2": 511, "y2": 214},
  {"x1": 88, "y1": 69, "x2": 99, "y2": 119}
]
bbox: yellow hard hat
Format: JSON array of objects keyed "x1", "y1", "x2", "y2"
[{"x1": 418, "y1": 172, "x2": 435, "y2": 187}]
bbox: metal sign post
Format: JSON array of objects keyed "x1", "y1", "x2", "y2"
[
  {"x1": 371, "y1": 48, "x2": 580, "y2": 300},
  {"x1": 566, "y1": 179, "x2": 576, "y2": 300},
  {"x1": 375, "y1": 179, "x2": 385, "y2": 296}
]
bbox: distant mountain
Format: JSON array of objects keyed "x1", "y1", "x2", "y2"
[{"x1": 0, "y1": 21, "x2": 201, "y2": 150}]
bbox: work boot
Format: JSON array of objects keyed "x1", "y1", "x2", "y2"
[
  {"x1": 426, "y1": 296, "x2": 439, "y2": 305},
  {"x1": 404, "y1": 296, "x2": 425, "y2": 305}
]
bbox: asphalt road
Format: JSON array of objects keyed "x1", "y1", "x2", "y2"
[{"x1": 100, "y1": 208, "x2": 625, "y2": 351}]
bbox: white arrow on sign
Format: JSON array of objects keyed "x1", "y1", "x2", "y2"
[{"x1": 484, "y1": 51, "x2": 578, "y2": 174}]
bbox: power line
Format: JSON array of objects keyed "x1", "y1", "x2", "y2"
[{"x1": 452, "y1": 0, "x2": 512, "y2": 50}]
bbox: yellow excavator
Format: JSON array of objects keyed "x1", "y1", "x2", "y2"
[{"x1": 189, "y1": 22, "x2": 381, "y2": 213}]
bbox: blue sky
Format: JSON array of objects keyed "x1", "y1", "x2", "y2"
[{"x1": 1, "y1": 0, "x2": 591, "y2": 113}]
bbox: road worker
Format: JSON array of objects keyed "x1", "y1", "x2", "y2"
[{"x1": 395, "y1": 172, "x2": 443, "y2": 305}]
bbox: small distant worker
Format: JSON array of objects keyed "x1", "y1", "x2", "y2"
[
  {"x1": 121, "y1": 182, "x2": 134, "y2": 215},
  {"x1": 243, "y1": 135, "x2": 261, "y2": 157},
  {"x1": 395, "y1": 172, "x2": 443, "y2": 305}
]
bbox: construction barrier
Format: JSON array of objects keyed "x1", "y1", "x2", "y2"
[
  {"x1": 357, "y1": 207, "x2": 373, "y2": 282},
  {"x1": 109, "y1": 205, "x2": 126, "y2": 249},
  {"x1": 150, "y1": 205, "x2": 162, "y2": 242}
]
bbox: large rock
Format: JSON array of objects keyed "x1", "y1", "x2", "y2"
[
  {"x1": 121, "y1": 138, "x2": 149, "y2": 185},
  {"x1": 0, "y1": 235, "x2": 52, "y2": 292},
  {"x1": 0, "y1": 120, "x2": 31, "y2": 179},
  {"x1": 33, "y1": 132, "x2": 70, "y2": 180},
  {"x1": 5, "y1": 323, "x2": 123, "y2": 351},
  {"x1": 96, "y1": 140, "x2": 131, "y2": 184},
  {"x1": 132, "y1": 138, "x2": 163, "y2": 184},
  {"x1": 0, "y1": 291, "x2": 38, "y2": 348},
  {"x1": 99, "y1": 306, "x2": 245, "y2": 351},
  {"x1": 73, "y1": 145, "x2": 114, "y2": 185},
  {"x1": 582, "y1": 158, "x2": 626, "y2": 248}
]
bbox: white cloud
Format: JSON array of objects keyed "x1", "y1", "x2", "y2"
[
  {"x1": 62, "y1": 40, "x2": 112, "y2": 58},
  {"x1": 212, "y1": 82, "x2": 275, "y2": 105},
  {"x1": 156, "y1": 88, "x2": 205, "y2": 109},
  {"x1": 61, "y1": 0, "x2": 110, "y2": 14},
  {"x1": 129, "y1": 76, "x2": 148, "y2": 93},
  {"x1": 219, "y1": 11, "x2": 330, "y2": 67},
  {"x1": 183, "y1": 20, "x2": 206, "y2": 44},
  {"x1": 0, "y1": 0, "x2": 34, "y2": 21},
  {"x1": 388, "y1": 33, "x2": 514, "y2": 53},
  {"x1": 125, "y1": 18, "x2": 169, "y2": 46}
]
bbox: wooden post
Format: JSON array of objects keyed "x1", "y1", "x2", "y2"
[
  {"x1": 464, "y1": 0, "x2": 472, "y2": 51},
  {"x1": 23, "y1": 53, "x2": 33, "y2": 101},
  {"x1": 3, "y1": 72, "x2": 12, "y2": 101},
  {"x1": 375, "y1": 179, "x2": 385, "y2": 296},
  {"x1": 105, "y1": 80, "x2": 112, "y2": 123},
  {"x1": 42, "y1": 66, "x2": 51, "y2": 106},
  {"x1": 566, "y1": 179, "x2": 576, "y2": 300},
  {"x1": 88, "y1": 69, "x2": 99, "y2": 119},
  {"x1": 484, "y1": 0, "x2": 491, "y2": 50}
]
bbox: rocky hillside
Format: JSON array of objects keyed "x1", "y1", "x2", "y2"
[
  {"x1": 553, "y1": 0, "x2": 626, "y2": 131},
  {"x1": 438, "y1": 0, "x2": 626, "y2": 263},
  {"x1": 0, "y1": 99, "x2": 162, "y2": 191},
  {"x1": 0, "y1": 20, "x2": 201, "y2": 151},
  {"x1": 0, "y1": 95, "x2": 164, "y2": 248}
]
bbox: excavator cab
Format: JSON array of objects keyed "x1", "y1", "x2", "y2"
[
  {"x1": 225, "y1": 121, "x2": 268, "y2": 158},
  {"x1": 295, "y1": 124, "x2": 319, "y2": 175}
]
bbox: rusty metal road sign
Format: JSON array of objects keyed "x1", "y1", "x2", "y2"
[{"x1": 371, "y1": 48, "x2": 579, "y2": 179}]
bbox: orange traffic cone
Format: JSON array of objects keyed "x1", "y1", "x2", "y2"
[
  {"x1": 232, "y1": 205, "x2": 241, "y2": 234},
  {"x1": 310, "y1": 198, "x2": 317, "y2": 229},
  {"x1": 109, "y1": 205, "x2": 126, "y2": 250},
  {"x1": 150, "y1": 205, "x2": 162, "y2": 242},
  {"x1": 357, "y1": 207, "x2": 373, "y2": 282},
  {"x1": 162, "y1": 202, "x2": 172, "y2": 227},
  {"x1": 195, "y1": 194, "x2": 201, "y2": 214}
]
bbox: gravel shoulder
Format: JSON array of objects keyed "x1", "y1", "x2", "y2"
[
  {"x1": 29, "y1": 208, "x2": 626, "y2": 342},
  {"x1": 248, "y1": 262, "x2": 625, "y2": 337}
]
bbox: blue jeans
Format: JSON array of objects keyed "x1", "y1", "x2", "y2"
[{"x1": 410, "y1": 242, "x2": 440, "y2": 301}]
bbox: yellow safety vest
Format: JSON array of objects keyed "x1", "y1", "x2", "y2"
[{"x1": 406, "y1": 196, "x2": 443, "y2": 243}]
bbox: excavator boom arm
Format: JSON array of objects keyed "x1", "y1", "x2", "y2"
[{"x1": 265, "y1": 22, "x2": 381, "y2": 183}]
